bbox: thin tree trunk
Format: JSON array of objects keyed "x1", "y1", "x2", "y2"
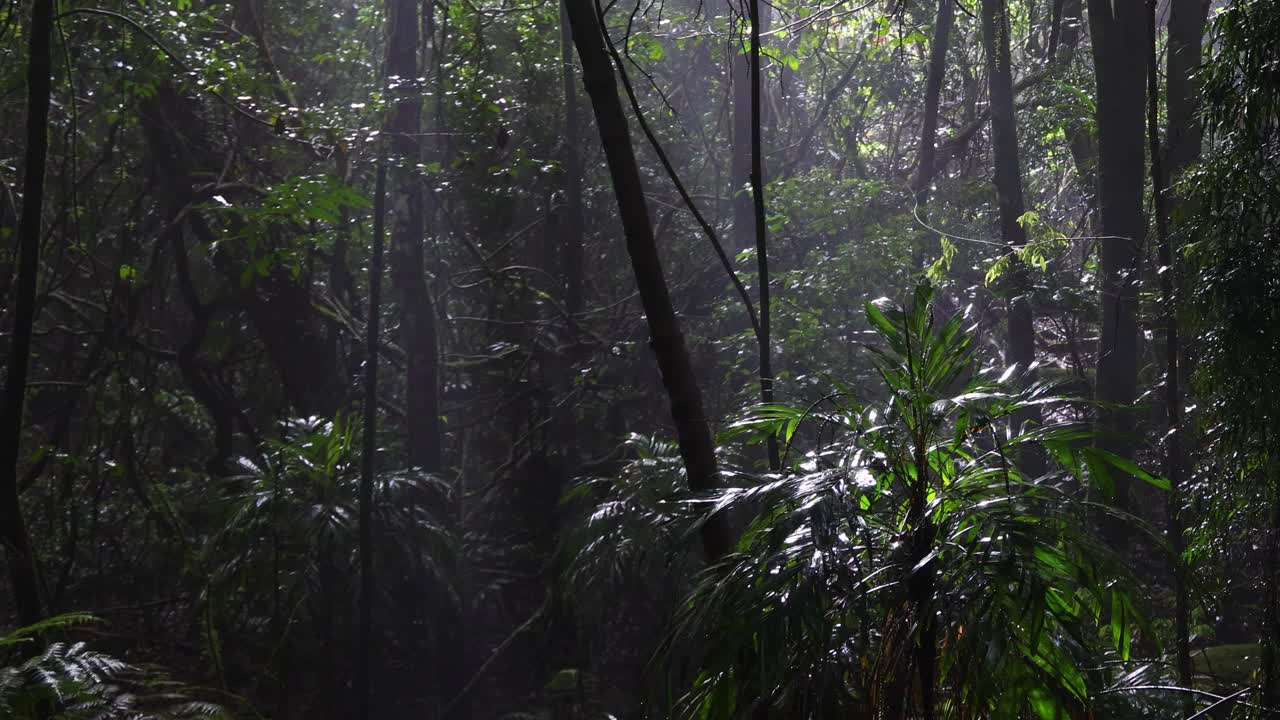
[
  {"x1": 912, "y1": 0, "x2": 955, "y2": 209},
  {"x1": 981, "y1": 0, "x2": 1043, "y2": 475},
  {"x1": 358, "y1": 157, "x2": 387, "y2": 720},
  {"x1": 1164, "y1": 0, "x2": 1210, "y2": 378},
  {"x1": 0, "y1": 0, "x2": 54, "y2": 630},
  {"x1": 1145, "y1": 8, "x2": 1192, "y2": 711},
  {"x1": 1157, "y1": 0, "x2": 1209, "y2": 708},
  {"x1": 1265, "y1": 461, "x2": 1280, "y2": 709},
  {"x1": 745, "y1": 0, "x2": 780, "y2": 471},
  {"x1": 564, "y1": 0, "x2": 734, "y2": 561},
  {"x1": 1046, "y1": 0, "x2": 1065, "y2": 60},
  {"x1": 1087, "y1": 0, "x2": 1147, "y2": 548},
  {"x1": 560, "y1": 0, "x2": 586, "y2": 320},
  {"x1": 1057, "y1": 0, "x2": 1097, "y2": 209},
  {"x1": 909, "y1": 436, "x2": 937, "y2": 720},
  {"x1": 731, "y1": 6, "x2": 755, "y2": 266}
]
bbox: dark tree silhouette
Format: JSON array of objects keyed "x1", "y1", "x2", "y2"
[
  {"x1": 563, "y1": 0, "x2": 733, "y2": 561},
  {"x1": 1088, "y1": 0, "x2": 1147, "y2": 547},
  {"x1": 1, "y1": 0, "x2": 54, "y2": 631}
]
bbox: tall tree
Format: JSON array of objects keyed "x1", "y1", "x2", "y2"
[
  {"x1": 1155, "y1": 0, "x2": 1209, "y2": 709},
  {"x1": 357, "y1": 158, "x2": 387, "y2": 720},
  {"x1": 0, "y1": 0, "x2": 54, "y2": 630},
  {"x1": 1165, "y1": 0, "x2": 1211, "y2": 185},
  {"x1": 1052, "y1": 0, "x2": 1098, "y2": 211},
  {"x1": 1087, "y1": 0, "x2": 1147, "y2": 544},
  {"x1": 911, "y1": 0, "x2": 955, "y2": 210},
  {"x1": 560, "y1": 0, "x2": 586, "y2": 320},
  {"x1": 564, "y1": 0, "x2": 734, "y2": 561},
  {"x1": 981, "y1": 0, "x2": 1043, "y2": 474},
  {"x1": 744, "y1": 0, "x2": 780, "y2": 470},
  {"x1": 730, "y1": 3, "x2": 760, "y2": 261},
  {"x1": 1145, "y1": 1, "x2": 1192, "y2": 711},
  {"x1": 383, "y1": 1, "x2": 460, "y2": 715},
  {"x1": 386, "y1": 0, "x2": 443, "y2": 474}
]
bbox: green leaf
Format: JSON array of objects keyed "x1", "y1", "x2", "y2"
[
  {"x1": 0, "y1": 613, "x2": 100, "y2": 647},
  {"x1": 544, "y1": 668, "x2": 581, "y2": 693},
  {"x1": 1091, "y1": 449, "x2": 1170, "y2": 491},
  {"x1": 1026, "y1": 630, "x2": 1088, "y2": 702},
  {"x1": 1110, "y1": 589, "x2": 1132, "y2": 660},
  {"x1": 864, "y1": 299, "x2": 903, "y2": 351},
  {"x1": 1028, "y1": 687, "x2": 1070, "y2": 720},
  {"x1": 1081, "y1": 448, "x2": 1116, "y2": 499}
]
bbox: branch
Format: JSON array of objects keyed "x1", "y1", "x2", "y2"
[
  {"x1": 919, "y1": 69, "x2": 1048, "y2": 187},
  {"x1": 595, "y1": 1, "x2": 762, "y2": 342},
  {"x1": 55, "y1": 8, "x2": 329, "y2": 154},
  {"x1": 441, "y1": 593, "x2": 549, "y2": 717}
]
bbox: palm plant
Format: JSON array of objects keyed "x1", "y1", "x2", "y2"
[
  {"x1": 212, "y1": 415, "x2": 454, "y2": 598},
  {"x1": 201, "y1": 415, "x2": 455, "y2": 710},
  {"x1": 564, "y1": 433, "x2": 706, "y2": 593},
  {"x1": 661, "y1": 281, "x2": 1162, "y2": 719}
]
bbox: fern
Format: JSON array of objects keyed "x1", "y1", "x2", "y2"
[{"x1": 0, "y1": 618, "x2": 231, "y2": 720}]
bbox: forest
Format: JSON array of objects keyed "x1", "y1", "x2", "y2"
[{"x1": 1, "y1": 0, "x2": 1279, "y2": 715}]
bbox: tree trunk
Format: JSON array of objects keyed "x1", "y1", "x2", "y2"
[
  {"x1": 911, "y1": 0, "x2": 955, "y2": 209},
  {"x1": 1057, "y1": 0, "x2": 1084, "y2": 61},
  {"x1": 981, "y1": 0, "x2": 1043, "y2": 475},
  {"x1": 1087, "y1": 0, "x2": 1147, "y2": 547},
  {"x1": 1163, "y1": 0, "x2": 1210, "y2": 369},
  {"x1": 383, "y1": 2, "x2": 459, "y2": 716},
  {"x1": 564, "y1": 0, "x2": 734, "y2": 562},
  {"x1": 745, "y1": 0, "x2": 780, "y2": 471},
  {"x1": 0, "y1": 0, "x2": 54, "y2": 630},
  {"x1": 560, "y1": 0, "x2": 586, "y2": 320},
  {"x1": 1165, "y1": 0, "x2": 1210, "y2": 184},
  {"x1": 731, "y1": 5, "x2": 759, "y2": 264},
  {"x1": 1047, "y1": 0, "x2": 1065, "y2": 60},
  {"x1": 386, "y1": 0, "x2": 443, "y2": 474},
  {"x1": 1265, "y1": 462, "x2": 1280, "y2": 710},
  {"x1": 1057, "y1": 0, "x2": 1097, "y2": 210},
  {"x1": 1146, "y1": 12, "x2": 1192, "y2": 714},
  {"x1": 357, "y1": 156, "x2": 387, "y2": 720},
  {"x1": 1156, "y1": 0, "x2": 1209, "y2": 709}
]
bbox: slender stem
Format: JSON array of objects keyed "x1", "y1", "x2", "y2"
[
  {"x1": 747, "y1": 0, "x2": 780, "y2": 471},
  {"x1": 358, "y1": 155, "x2": 387, "y2": 720},
  {"x1": 1146, "y1": 1, "x2": 1192, "y2": 709}
]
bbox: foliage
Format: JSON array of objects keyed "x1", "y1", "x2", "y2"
[
  {"x1": 200, "y1": 415, "x2": 457, "y2": 698},
  {"x1": 0, "y1": 0, "x2": 1271, "y2": 715},
  {"x1": 1184, "y1": 0, "x2": 1280, "y2": 456},
  {"x1": 1179, "y1": 0, "x2": 1280, "y2": 706},
  {"x1": 665, "y1": 281, "x2": 1152, "y2": 718},
  {"x1": 564, "y1": 433, "x2": 704, "y2": 592},
  {"x1": 0, "y1": 616, "x2": 229, "y2": 720}
]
